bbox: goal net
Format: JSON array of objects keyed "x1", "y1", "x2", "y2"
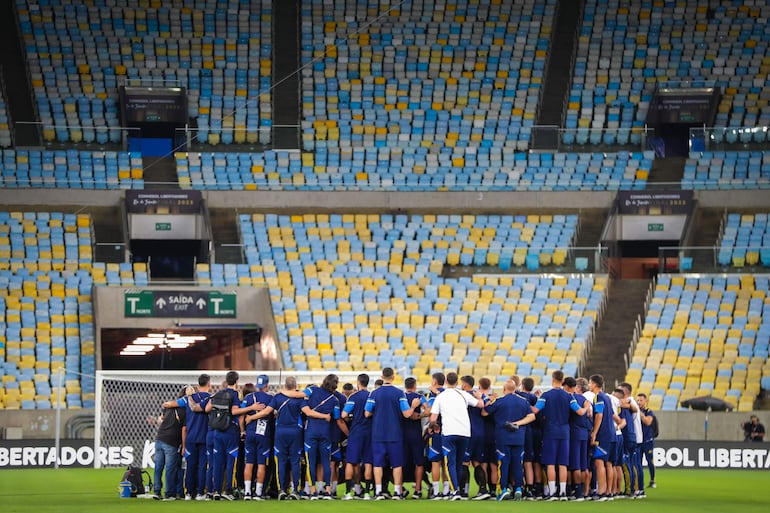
[{"x1": 94, "y1": 370, "x2": 375, "y2": 468}]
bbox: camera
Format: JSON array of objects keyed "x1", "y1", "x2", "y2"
[{"x1": 504, "y1": 421, "x2": 519, "y2": 432}]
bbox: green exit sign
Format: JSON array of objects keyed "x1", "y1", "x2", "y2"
[
  {"x1": 648, "y1": 223, "x2": 664, "y2": 232},
  {"x1": 155, "y1": 222, "x2": 172, "y2": 231},
  {"x1": 125, "y1": 290, "x2": 237, "y2": 318}
]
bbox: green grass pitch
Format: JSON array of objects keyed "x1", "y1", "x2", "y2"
[{"x1": 0, "y1": 468, "x2": 769, "y2": 513}]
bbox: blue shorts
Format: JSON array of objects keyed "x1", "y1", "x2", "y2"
[
  {"x1": 403, "y1": 434, "x2": 425, "y2": 468},
  {"x1": 467, "y1": 435, "x2": 486, "y2": 463},
  {"x1": 593, "y1": 438, "x2": 613, "y2": 461},
  {"x1": 613, "y1": 436, "x2": 624, "y2": 466},
  {"x1": 346, "y1": 431, "x2": 372, "y2": 466},
  {"x1": 540, "y1": 438, "x2": 569, "y2": 467},
  {"x1": 427, "y1": 433, "x2": 443, "y2": 462},
  {"x1": 330, "y1": 441, "x2": 343, "y2": 462},
  {"x1": 525, "y1": 426, "x2": 543, "y2": 463},
  {"x1": 244, "y1": 433, "x2": 272, "y2": 465},
  {"x1": 568, "y1": 438, "x2": 588, "y2": 471},
  {"x1": 372, "y1": 440, "x2": 404, "y2": 469}
]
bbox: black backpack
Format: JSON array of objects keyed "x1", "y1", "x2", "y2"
[
  {"x1": 651, "y1": 414, "x2": 660, "y2": 439},
  {"x1": 208, "y1": 389, "x2": 234, "y2": 431},
  {"x1": 122, "y1": 465, "x2": 152, "y2": 497}
]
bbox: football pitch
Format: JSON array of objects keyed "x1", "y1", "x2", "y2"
[{"x1": 0, "y1": 468, "x2": 768, "y2": 513}]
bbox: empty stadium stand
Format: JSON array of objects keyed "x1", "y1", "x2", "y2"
[
  {"x1": 0, "y1": 149, "x2": 144, "y2": 189},
  {"x1": 626, "y1": 274, "x2": 770, "y2": 412},
  {"x1": 568, "y1": 0, "x2": 770, "y2": 145},
  {"x1": 0, "y1": 211, "x2": 96, "y2": 410},
  {"x1": 212, "y1": 212, "x2": 606, "y2": 387},
  {"x1": 300, "y1": 0, "x2": 553, "y2": 152},
  {"x1": 16, "y1": 0, "x2": 272, "y2": 145},
  {"x1": 684, "y1": 151, "x2": 770, "y2": 190},
  {"x1": 717, "y1": 212, "x2": 770, "y2": 268},
  {"x1": 175, "y1": 149, "x2": 652, "y2": 191}
]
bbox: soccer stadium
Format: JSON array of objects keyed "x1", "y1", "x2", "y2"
[{"x1": 0, "y1": 0, "x2": 769, "y2": 510}]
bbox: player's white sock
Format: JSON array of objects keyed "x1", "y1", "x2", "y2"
[
  {"x1": 394, "y1": 485, "x2": 402, "y2": 496},
  {"x1": 245, "y1": 480, "x2": 252, "y2": 494},
  {"x1": 433, "y1": 482, "x2": 440, "y2": 494},
  {"x1": 316, "y1": 481, "x2": 323, "y2": 492},
  {"x1": 255, "y1": 483, "x2": 263, "y2": 497},
  {"x1": 354, "y1": 484, "x2": 362, "y2": 495},
  {"x1": 443, "y1": 482, "x2": 450, "y2": 495},
  {"x1": 375, "y1": 484, "x2": 382, "y2": 495},
  {"x1": 548, "y1": 481, "x2": 556, "y2": 496},
  {"x1": 559, "y1": 482, "x2": 566, "y2": 496},
  {"x1": 331, "y1": 481, "x2": 338, "y2": 494}
]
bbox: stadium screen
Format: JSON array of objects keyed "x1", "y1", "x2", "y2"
[{"x1": 119, "y1": 86, "x2": 188, "y2": 125}]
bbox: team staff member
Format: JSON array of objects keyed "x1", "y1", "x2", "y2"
[
  {"x1": 531, "y1": 371, "x2": 587, "y2": 501},
  {"x1": 163, "y1": 373, "x2": 211, "y2": 500},
  {"x1": 428, "y1": 372, "x2": 484, "y2": 501},
  {"x1": 341, "y1": 374, "x2": 373, "y2": 500},
  {"x1": 637, "y1": 393, "x2": 657, "y2": 489},
  {"x1": 482, "y1": 379, "x2": 535, "y2": 501},
  {"x1": 461, "y1": 375, "x2": 488, "y2": 500},
  {"x1": 250, "y1": 376, "x2": 306, "y2": 500},
  {"x1": 364, "y1": 367, "x2": 422, "y2": 500},
  {"x1": 241, "y1": 375, "x2": 273, "y2": 500}
]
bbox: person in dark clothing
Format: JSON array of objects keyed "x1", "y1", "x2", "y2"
[
  {"x1": 154, "y1": 387, "x2": 187, "y2": 500},
  {"x1": 742, "y1": 415, "x2": 766, "y2": 442}
]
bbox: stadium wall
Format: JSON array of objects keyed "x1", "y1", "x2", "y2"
[
  {"x1": 2, "y1": 189, "x2": 770, "y2": 210},
  {"x1": 1, "y1": 408, "x2": 766, "y2": 443}
]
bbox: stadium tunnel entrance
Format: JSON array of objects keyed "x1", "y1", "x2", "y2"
[
  {"x1": 100, "y1": 327, "x2": 262, "y2": 371},
  {"x1": 92, "y1": 285, "x2": 281, "y2": 372}
]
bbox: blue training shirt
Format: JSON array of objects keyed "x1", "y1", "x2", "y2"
[
  {"x1": 594, "y1": 391, "x2": 616, "y2": 443},
  {"x1": 484, "y1": 393, "x2": 531, "y2": 446},
  {"x1": 242, "y1": 390, "x2": 274, "y2": 437},
  {"x1": 304, "y1": 386, "x2": 341, "y2": 438},
  {"x1": 365, "y1": 383, "x2": 410, "y2": 443},
  {"x1": 270, "y1": 393, "x2": 305, "y2": 430},
  {"x1": 343, "y1": 389, "x2": 372, "y2": 436},
  {"x1": 177, "y1": 391, "x2": 210, "y2": 444},
  {"x1": 535, "y1": 387, "x2": 581, "y2": 440}
]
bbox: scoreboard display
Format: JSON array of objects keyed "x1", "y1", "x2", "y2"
[{"x1": 120, "y1": 86, "x2": 188, "y2": 125}]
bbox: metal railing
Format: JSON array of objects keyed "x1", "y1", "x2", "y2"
[{"x1": 690, "y1": 125, "x2": 770, "y2": 152}]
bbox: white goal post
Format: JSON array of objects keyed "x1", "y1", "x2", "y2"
[{"x1": 93, "y1": 370, "x2": 376, "y2": 469}]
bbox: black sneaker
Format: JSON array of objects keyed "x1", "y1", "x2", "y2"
[
  {"x1": 374, "y1": 492, "x2": 388, "y2": 501},
  {"x1": 472, "y1": 490, "x2": 491, "y2": 500}
]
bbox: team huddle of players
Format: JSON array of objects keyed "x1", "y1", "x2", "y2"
[{"x1": 163, "y1": 368, "x2": 657, "y2": 501}]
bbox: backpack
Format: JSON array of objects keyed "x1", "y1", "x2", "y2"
[
  {"x1": 208, "y1": 389, "x2": 234, "y2": 431},
  {"x1": 651, "y1": 414, "x2": 660, "y2": 439},
  {"x1": 122, "y1": 465, "x2": 152, "y2": 497}
]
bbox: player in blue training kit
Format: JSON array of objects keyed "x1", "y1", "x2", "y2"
[
  {"x1": 241, "y1": 374, "x2": 273, "y2": 500},
  {"x1": 204, "y1": 371, "x2": 257, "y2": 500},
  {"x1": 564, "y1": 376, "x2": 592, "y2": 501},
  {"x1": 250, "y1": 376, "x2": 306, "y2": 499},
  {"x1": 483, "y1": 379, "x2": 536, "y2": 501},
  {"x1": 531, "y1": 370, "x2": 587, "y2": 501},
  {"x1": 163, "y1": 373, "x2": 211, "y2": 500},
  {"x1": 364, "y1": 367, "x2": 421, "y2": 500},
  {"x1": 613, "y1": 388, "x2": 637, "y2": 497},
  {"x1": 341, "y1": 374, "x2": 373, "y2": 499},
  {"x1": 589, "y1": 374, "x2": 621, "y2": 501},
  {"x1": 425, "y1": 372, "x2": 446, "y2": 498},
  {"x1": 302, "y1": 374, "x2": 344, "y2": 499},
  {"x1": 403, "y1": 377, "x2": 428, "y2": 499},
  {"x1": 517, "y1": 377, "x2": 542, "y2": 499},
  {"x1": 461, "y1": 375, "x2": 489, "y2": 500}
]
